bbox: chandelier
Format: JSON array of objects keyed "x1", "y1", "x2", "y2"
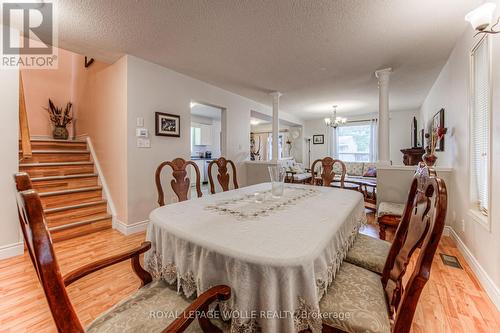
[
  {"x1": 324, "y1": 105, "x2": 347, "y2": 128},
  {"x1": 465, "y1": 3, "x2": 500, "y2": 36}
]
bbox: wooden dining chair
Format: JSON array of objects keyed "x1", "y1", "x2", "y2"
[
  {"x1": 319, "y1": 163, "x2": 447, "y2": 333},
  {"x1": 155, "y1": 158, "x2": 202, "y2": 205},
  {"x1": 15, "y1": 185, "x2": 231, "y2": 333},
  {"x1": 310, "y1": 157, "x2": 346, "y2": 187},
  {"x1": 14, "y1": 172, "x2": 36, "y2": 269},
  {"x1": 344, "y1": 164, "x2": 436, "y2": 275},
  {"x1": 207, "y1": 157, "x2": 239, "y2": 194}
]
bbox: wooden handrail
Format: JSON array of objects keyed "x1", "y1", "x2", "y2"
[{"x1": 19, "y1": 71, "x2": 32, "y2": 159}]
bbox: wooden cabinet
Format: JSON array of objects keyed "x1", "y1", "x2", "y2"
[{"x1": 191, "y1": 123, "x2": 212, "y2": 146}]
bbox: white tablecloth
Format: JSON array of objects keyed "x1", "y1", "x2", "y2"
[{"x1": 145, "y1": 183, "x2": 366, "y2": 333}]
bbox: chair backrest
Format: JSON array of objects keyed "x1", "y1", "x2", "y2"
[
  {"x1": 207, "y1": 157, "x2": 238, "y2": 194},
  {"x1": 14, "y1": 172, "x2": 37, "y2": 270},
  {"x1": 381, "y1": 163, "x2": 447, "y2": 333},
  {"x1": 16, "y1": 188, "x2": 84, "y2": 332},
  {"x1": 155, "y1": 158, "x2": 202, "y2": 205},
  {"x1": 310, "y1": 157, "x2": 346, "y2": 187}
]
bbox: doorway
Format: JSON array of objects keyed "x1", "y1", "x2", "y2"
[{"x1": 189, "y1": 102, "x2": 227, "y2": 195}]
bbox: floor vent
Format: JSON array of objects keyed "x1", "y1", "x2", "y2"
[{"x1": 440, "y1": 253, "x2": 463, "y2": 269}]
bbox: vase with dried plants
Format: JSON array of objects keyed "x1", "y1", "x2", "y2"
[
  {"x1": 422, "y1": 126, "x2": 447, "y2": 166},
  {"x1": 45, "y1": 99, "x2": 73, "y2": 140}
]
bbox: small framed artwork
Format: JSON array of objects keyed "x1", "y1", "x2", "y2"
[
  {"x1": 432, "y1": 108, "x2": 445, "y2": 151},
  {"x1": 155, "y1": 112, "x2": 180, "y2": 137},
  {"x1": 312, "y1": 134, "x2": 324, "y2": 145}
]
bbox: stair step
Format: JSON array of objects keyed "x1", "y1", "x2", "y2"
[
  {"x1": 20, "y1": 150, "x2": 91, "y2": 163},
  {"x1": 39, "y1": 186, "x2": 103, "y2": 209},
  {"x1": 23, "y1": 139, "x2": 87, "y2": 151},
  {"x1": 44, "y1": 200, "x2": 108, "y2": 227},
  {"x1": 31, "y1": 173, "x2": 98, "y2": 193},
  {"x1": 49, "y1": 216, "x2": 112, "y2": 243},
  {"x1": 19, "y1": 162, "x2": 94, "y2": 178}
]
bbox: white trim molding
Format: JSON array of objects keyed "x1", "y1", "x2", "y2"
[
  {"x1": 444, "y1": 226, "x2": 500, "y2": 310},
  {"x1": 0, "y1": 242, "x2": 24, "y2": 260},
  {"x1": 114, "y1": 218, "x2": 149, "y2": 235},
  {"x1": 85, "y1": 137, "x2": 118, "y2": 228}
]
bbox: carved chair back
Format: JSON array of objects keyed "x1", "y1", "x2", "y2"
[
  {"x1": 155, "y1": 158, "x2": 202, "y2": 205},
  {"x1": 310, "y1": 157, "x2": 346, "y2": 187},
  {"x1": 14, "y1": 172, "x2": 37, "y2": 267},
  {"x1": 16, "y1": 188, "x2": 86, "y2": 332},
  {"x1": 381, "y1": 163, "x2": 447, "y2": 332},
  {"x1": 207, "y1": 157, "x2": 238, "y2": 194}
]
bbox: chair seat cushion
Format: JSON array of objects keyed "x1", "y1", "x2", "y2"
[
  {"x1": 319, "y1": 262, "x2": 391, "y2": 333},
  {"x1": 377, "y1": 202, "x2": 405, "y2": 217},
  {"x1": 345, "y1": 233, "x2": 391, "y2": 274},
  {"x1": 86, "y1": 280, "x2": 202, "y2": 333},
  {"x1": 293, "y1": 173, "x2": 311, "y2": 181}
]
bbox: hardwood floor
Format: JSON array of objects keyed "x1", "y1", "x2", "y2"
[{"x1": 0, "y1": 216, "x2": 498, "y2": 332}]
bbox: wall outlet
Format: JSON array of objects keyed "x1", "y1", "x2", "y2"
[
  {"x1": 136, "y1": 138, "x2": 151, "y2": 148},
  {"x1": 461, "y1": 219, "x2": 465, "y2": 233}
]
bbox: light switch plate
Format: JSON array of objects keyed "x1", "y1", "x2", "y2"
[{"x1": 136, "y1": 117, "x2": 144, "y2": 127}]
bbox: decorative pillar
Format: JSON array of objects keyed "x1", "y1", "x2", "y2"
[
  {"x1": 270, "y1": 92, "x2": 282, "y2": 161},
  {"x1": 375, "y1": 68, "x2": 392, "y2": 165}
]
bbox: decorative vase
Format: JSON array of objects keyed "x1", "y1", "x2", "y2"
[
  {"x1": 53, "y1": 126, "x2": 69, "y2": 140},
  {"x1": 422, "y1": 150, "x2": 437, "y2": 166}
]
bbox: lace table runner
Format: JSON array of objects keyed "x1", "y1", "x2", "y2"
[
  {"x1": 205, "y1": 186, "x2": 320, "y2": 220},
  {"x1": 146, "y1": 183, "x2": 367, "y2": 333}
]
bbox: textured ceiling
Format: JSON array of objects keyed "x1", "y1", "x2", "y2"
[{"x1": 50, "y1": 0, "x2": 480, "y2": 119}]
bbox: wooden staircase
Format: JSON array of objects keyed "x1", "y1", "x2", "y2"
[{"x1": 19, "y1": 139, "x2": 112, "y2": 242}]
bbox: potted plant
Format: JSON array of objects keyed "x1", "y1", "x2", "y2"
[{"x1": 45, "y1": 99, "x2": 73, "y2": 140}]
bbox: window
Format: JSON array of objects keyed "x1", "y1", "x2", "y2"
[
  {"x1": 335, "y1": 123, "x2": 376, "y2": 162},
  {"x1": 470, "y1": 36, "x2": 491, "y2": 220}
]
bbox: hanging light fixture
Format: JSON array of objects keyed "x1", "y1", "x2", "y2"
[
  {"x1": 465, "y1": 2, "x2": 499, "y2": 35},
  {"x1": 324, "y1": 105, "x2": 347, "y2": 128}
]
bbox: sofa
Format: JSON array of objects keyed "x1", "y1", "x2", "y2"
[{"x1": 333, "y1": 162, "x2": 377, "y2": 182}]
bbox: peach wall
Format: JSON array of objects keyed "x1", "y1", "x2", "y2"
[
  {"x1": 21, "y1": 48, "x2": 74, "y2": 137},
  {"x1": 77, "y1": 56, "x2": 128, "y2": 223},
  {"x1": 20, "y1": 47, "x2": 112, "y2": 139}
]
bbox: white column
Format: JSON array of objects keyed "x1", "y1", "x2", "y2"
[
  {"x1": 270, "y1": 92, "x2": 282, "y2": 161},
  {"x1": 375, "y1": 68, "x2": 392, "y2": 165}
]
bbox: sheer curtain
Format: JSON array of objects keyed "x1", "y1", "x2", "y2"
[{"x1": 370, "y1": 119, "x2": 378, "y2": 162}]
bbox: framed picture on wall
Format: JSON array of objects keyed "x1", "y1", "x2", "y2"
[
  {"x1": 155, "y1": 112, "x2": 180, "y2": 137},
  {"x1": 432, "y1": 108, "x2": 445, "y2": 151},
  {"x1": 312, "y1": 134, "x2": 324, "y2": 145}
]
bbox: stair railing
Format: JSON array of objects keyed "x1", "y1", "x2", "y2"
[{"x1": 19, "y1": 72, "x2": 32, "y2": 159}]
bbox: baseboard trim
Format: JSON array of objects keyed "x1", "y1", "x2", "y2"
[
  {"x1": 0, "y1": 242, "x2": 24, "y2": 260},
  {"x1": 444, "y1": 226, "x2": 500, "y2": 311},
  {"x1": 114, "y1": 218, "x2": 149, "y2": 236},
  {"x1": 442, "y1": 225, "x2": 451, "y2": 237},
  {"x1": 86, "y1": 137, "x2": 117, "y2": 218}
]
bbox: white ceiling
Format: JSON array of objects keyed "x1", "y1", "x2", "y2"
[
  {"x1": 190, "y1": 103, "x2": 222, "y2": 120},
  {"x1": 50, "y1": 0, "x2": 481, "y2": 119}
]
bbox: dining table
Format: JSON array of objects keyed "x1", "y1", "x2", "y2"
[{"x1": 145, "y1": 182, "x2": 367, "y2": 333}]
